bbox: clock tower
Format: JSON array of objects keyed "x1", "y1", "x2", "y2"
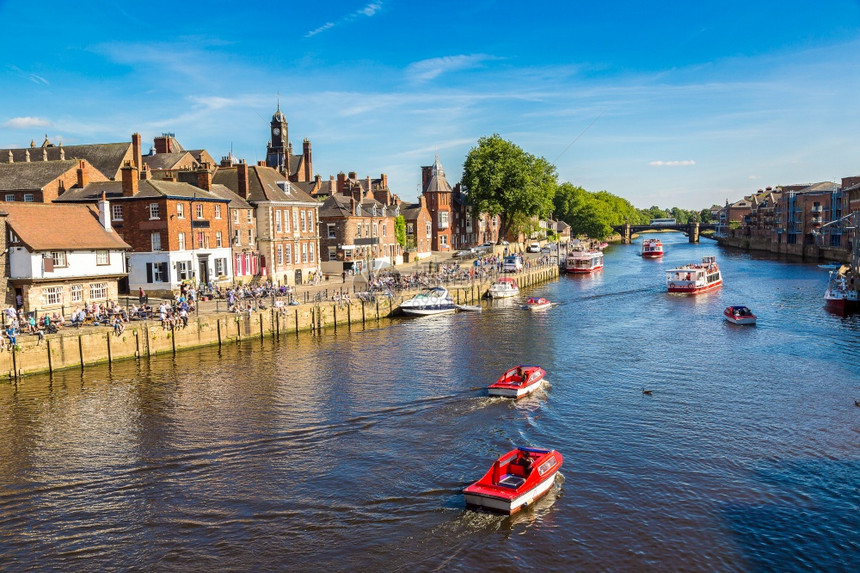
[{"x1": 266, "y1": 104, "x2": 290, "y2": 174}]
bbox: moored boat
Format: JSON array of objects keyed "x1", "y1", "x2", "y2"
[
  {"x1": 487, "y1": 277, "x2": 520, "y2": 299},
  {"x1": 399, "y1": 287, "x2": 456, "y2": 316},
  {"x1": 565, "y1": 247, "x2": 604, "y2": 274},
  {"x1": 666, "y1": 256, "x2": 722, "y2": 294},
  {"x1": 464, "y1": 447, "x2": 563, "y2": 514},
  {"x1": 640, "y1": 238, "x2": 664, "y2": 258},
  {"x1": 824, "y1": 271, "x2": 860, "y2": 314},
  {"x1": 724, "y1": 305, "x2": 756, "y2": 325},
  {"x1": 488, "y1": 365, "x2": 546, "y2": 398},
  {"x1": 525, "y1": 297, "x2": 552, "y2": 311}
]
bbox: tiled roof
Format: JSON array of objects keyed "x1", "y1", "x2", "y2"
[
  {"x1": 142, "y1": 152, "x2": 194, "y2": 170},
  {"x1": 54, "y1": 180, "x2": 229, "y2": 203},
  {"x1": 208, "y1": 183, "x2": 253, "y2": 210},
  {"x1": 0, "y1": 202, "x2": 130, "y2": 251},
  {"x1": 423, "y1": 156, "x2": 453, "y2": 193},
  {"x1": 0, "y1": 142, "x2": 133, "y2": 179},
  {"x1": 0, "y1": 160, "x2": 80, "y2": 191},
  {"x1": 213, "y1": 165, "x2": 318, "y2": 205}
]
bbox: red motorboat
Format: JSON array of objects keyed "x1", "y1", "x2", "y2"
[
  {"x1": 525, "y1": 297, "x2": 552, "y2": 311},
  {"x1": 488, "y1": 365, "x2": 546, "y2": 398},
  {"x1": 464, "y1": 447, "x2": 563, "y2": 514}
]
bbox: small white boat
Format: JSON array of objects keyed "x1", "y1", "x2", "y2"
[
  {"x1": 456, "y1": 304, "x2": 482, "y2": 312},
  {"x1": 724, "y1": 306, "x2": 756, "y2": 325},
  {"x1": 400, "y1": 287, "x2": 456, "y2": 316},
  {"x1": 487, "y1": 277, "x2": 520, "y2": 299}
]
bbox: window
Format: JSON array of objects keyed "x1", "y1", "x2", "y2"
[
  {"x1": 96, "y1": 250, "x2": 110, "y2": 265},
  {"x1": 177, "y1": 203, "x2": 185, "y2": 218},
  {"x1": 308, "y1": 211, "x2": 314, "y2": 233},
  {"x1": 4, "y1": 194, "x2": 14, "y2": 201},
  {"x1": 426, "y1": 222, "x2": 432, "y2": 238},
  {"x1": 382, "y1": 224, "x2": 387, "y2": 237},
  {"x1": 328, "y1": 247, "x2": 337, "y2": 261},
  {"x1": 196, "y1": 203, "x2": 203, "y2": 219},
  {"x1": 309, "y1": 243, "x2": 315, "y2": 263},
  {"x1": 247, "y1": 209, "x2": 252, "y2": 224},
  {"x1": 356, "y1": 223, "x2": 362, "y2": 238},
  {"x1": 277, "y1": 244, "x2": 284, "y2": 266},
  {"x1": 293, "y1": 209, "x2": 299, "y2": 232},
  {"x1": 215, "y1": 258, "x2": 226, "y2": 277},
  {"x1": 285, "y1": 244, "x2": 292, "y2": 265},
  {"x1": 24, "y1": 194, "x2": 34, "y2": 202},
  {"x1": 177, "y1": 260, "x2": 191, "y2": 280},
  {"x1": 248, "y1": 229, "x2": 254, "y2": 245},
  {"x1": 234, "y1": 230, "x2": 240, "y2": 245},
  {"x1": 302, "y1": 243, "x2": 308, "y2": 263},
  {"x1": 327, "y1": 223, "x2": 336, "y2": 239},
  {"x1": 439, "y1": 212, "x2": 449, "y2": 229},
  {"x1": 149, "y1": 204, "x2": 160, "y2": 219},
  {"x1": 295, "y1": 243, "x2": 300, "y2": 264},
  {"x1": 50, "y1": 251, "x2": 67, "y2": 268},
  {"x1": 284, "y1": 210, "x2": 291, "y2": 232},
  {"x1": 407, "y1": 223, "x2": 414, "y2": 236},
  {"x1": 70, "y1": 284, "x2": 83, "y2": 303},
  {"x1": 196, "y1": 231, "x2": 205, "y2": 248},
  {"x1": 89, "y1": 283, "x2": 107, "y2": 300},
  {"x1": 112, "y1": 204, "x2": 123, "y2": 221},
  {"x1": 301, "y1": 210, "x2": 307, "y2": 232},
  {"x1": 365, "y1": 223, "x2": 370, "y2": 237},
  {"x1": 178, "y1": 232, "x2": 186, "y2": 251},
  {"x1": 214, "y1": 204, "x2": 222, "y2": 219},
  {"x1": 276, "y1": 210, "x2": 282, "y2": 232},
  {"x1": 233, "y1": 209, "x2": 239, "y2": 224},
  {"x1": 216, "y1": 231, "x2": 223, "y2": 248},
  {"x1": 147, "y1": 262, "x2": 168, "y2": 283},
  {"x1": 151, "y1": 232, "x2": 162, "y2": 251},
  {"x1": 441, "y1": 235, "x2": 448, "y2": 246},
  {"x1": 42, "y1": 286, "x2": 62, "y2": 306}
]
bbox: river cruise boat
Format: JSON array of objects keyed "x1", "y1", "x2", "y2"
[
  {"x1": 399, "y1": 287, "x2": 456, "y2": 316},
  {"x1": 824, "y1": 271, "x2": 859, "y2": 314},
  {"x1": 488, "y1": 365, "x2": 546, "y2": 398},
  {"x1": 666, "y1": 256, "x2": 722, "y2": 294},
  {"x1": 464, "y1": 447, "x2": 563, "y2": 514},
  {"x1": 565, "y1": 248, "x2": 604, "y2": 274},
  {"x1": 525, "y1": 297, "x2": 552, "y2": 311},
  {"x1": 640, "y1": 238, "x2": 664, "y2": 258},
  {"x1": 487, "y1": 277, "x2": 520, "y2": 299},
  {"x1": 724, "y1": 305, "x2": 756, "y2": 325}
]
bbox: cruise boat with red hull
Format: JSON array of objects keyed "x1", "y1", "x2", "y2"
[
  {"x1": 824, "y1": 271, "x2": 860, "y2": 314},
  {"x1": 565, "y1": 248, "x2": 604, "y2": 274},
  {"x1": 464, "y1": 447, "x2": 563, "y2": 514},
  {"x1": 488, "y1": 365, "x2": 546, "y2": 398},
  {"x1": 666, "y1": 255, "x2": 722, "y2": 294},
  {"x1": 640, "y1": 238, "x2": 664, "y2": 258},
  {"x1": 724, "y1": 306, "x2": 756, "y2": 325}
]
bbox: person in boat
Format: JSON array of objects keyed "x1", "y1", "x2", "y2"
[
  {"x1": 515, "y1": 452, "x2": 533, "y2": 475},
  {"x1": 516, "y1": 367, "x2": 524, "y2": 383}
]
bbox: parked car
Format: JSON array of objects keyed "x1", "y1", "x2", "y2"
[
  {"x1": 503, "y1": 255, "x2": 524, "y2": 272},
  {"x1": 527, "y1": 242, "x2": 541, "y2": 253}
]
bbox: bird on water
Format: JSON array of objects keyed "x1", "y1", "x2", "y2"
[{"x1": 642, "y1": 387, "x2": 653, "y2": 396}]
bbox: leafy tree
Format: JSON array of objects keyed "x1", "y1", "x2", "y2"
[
  {"x1": 699, "y1": 209, "x2": 712, "y2": 223},
  {"x1": 394, "y1": 215, "x2": 407, "y2": 248},
  {"x1": 462, "y1": 134, "x2": 557, "y2": 241},
  {"x1": 569, "y1": 197, "x2": 613, "y2": 239}
]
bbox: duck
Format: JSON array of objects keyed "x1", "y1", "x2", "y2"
[
  {"x1": 642, "y1": 387, "x2": 653, "y2": 396},
  {"x1": 855, "y1": 400, "x2": 860, "y2": 407}
]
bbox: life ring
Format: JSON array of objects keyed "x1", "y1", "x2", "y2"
[{"x1": 669, "y1": 282, "x2": 677, "y2": 288}]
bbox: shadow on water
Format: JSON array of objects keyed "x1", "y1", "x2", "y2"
[{"x1": 721, "y1": 459, "x2": 860, "y2": 572}]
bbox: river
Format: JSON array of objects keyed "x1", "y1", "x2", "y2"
[{"x1": 0, "y1": 233, "x2": 858, "y2": 571}]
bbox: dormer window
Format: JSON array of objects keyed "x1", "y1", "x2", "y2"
[
  {"x1": 372, "y1": 205, "x2": 378, "y2": 217},
  {"x1": 356, "y1": 204, "x2": 362, "y2": 216}
]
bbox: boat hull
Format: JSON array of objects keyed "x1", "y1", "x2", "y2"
[
  {"x1": 567, "y1": 265, "x2": 603, "y2": 274},
  {"x1": 642, "y1": 251, "x2": 663, "y2": 258},
  {"x1": 526, "y1": 303, "x2": 552, "y2": 311},
  {"x1": 401, "y1": 307, "x2": 457, "y2": 316},
  {"x1": 464, "y1": 470, "x2": 559, "y2": 514},
  {"x1": 488, "y1": 289, "x2": 519, "y2": 299},
  {"x1": 724, "y1": 313, "x2": 756, "y2": 325},
  {"x1": 668, "y1": 280, "x2": 722, "y2": 294},
  {"x1": 488, "y1": 377, "x2": 544, "y2": 398}
]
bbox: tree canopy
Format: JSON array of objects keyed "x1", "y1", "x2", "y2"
[{"x1": 461, "y1": 134, "x2": 557, "y2": 241}]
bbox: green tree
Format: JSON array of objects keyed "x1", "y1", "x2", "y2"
[
  {"x1": 462, "y1": 134, "x2": 557, "y2": 241},
  {"x1": 394, "y1": 215, "x2": 407, "y2": 248}
]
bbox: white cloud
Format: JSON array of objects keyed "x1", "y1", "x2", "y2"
[
  {"x1": 305, "y1": 2, "x2": 384, "y2": 38},
  {"x1": 406, "y1": 54, "x2": 496, "y2": 82},
  {"x1": 649, "y1": 160, "x2": 696, "y2": 166},
  {"x1": 4, "y1": 116, "x2": 51, "y2": 129}
]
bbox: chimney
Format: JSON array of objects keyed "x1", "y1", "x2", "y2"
[
  {"x1": 337, "y1": 172, "x2": 347, "y2": 194},
  {"x1": 303, "y1": 138, "x2": 312, "y2": 180},
  {"x1": 348, "y1": 171, "x2": 357, "y2": 180},
  {"x1": 237, "y1": 160, "x2": 250, "y2": 199},
  {"x1": 132, "y1": 133, "x2": 142, "y2": 170},
  {"x1": 351, "y1": 197, "x2": 357, "y2": 215},
  {"x1": 154, "y1": 135, "x2": 168, "y2": 154},
  {"x1": 98, "y1": 192, "x2": 111, "y2": 231},
  {"x1": 381, "y1": 173, "x2": 388, "y2": 189},
  {"x1": 419, "y1": 195, "x2": 426, "y2": 209},
  {"x1": 366, "y1": 176, "x2": 372, "y2": 193},
  {"x1": 121, "y1": 161, "x2": 139, "y2": 197},
  {"x1": 141, "y1": 164, "x2": 152, "y2": 180},
  {"x1": 196, "y1": 163, "x2": 212, "y2": 191},
  {"x1": 76, "y1": 160, "x2": 89, "y2": 188},
  {"x1": 421, "y1": 165, "x2": 432, "y2": 191},
  {"x1": 220, "y1": 156, "x2": 232, "y2": 167},
  {"x1": 257, "y1": 160, "x2": 266, "y2": 167}
]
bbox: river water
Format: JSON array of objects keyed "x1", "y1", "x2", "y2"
[{"x1": 1, "y1": 233, "x2": 858, "y2": 571}]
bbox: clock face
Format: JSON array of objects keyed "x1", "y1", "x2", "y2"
[{"x1": 273, "y1": 127, "x2": 281, "y2": 135}]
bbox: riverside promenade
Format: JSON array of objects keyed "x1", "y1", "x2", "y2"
[{"x1": 0, "y1": 257, "x2": 559, "y2": 380}]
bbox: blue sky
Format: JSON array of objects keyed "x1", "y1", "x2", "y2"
[{"x1": 2, "y1": 0, "x2": 860, "y2": 210}]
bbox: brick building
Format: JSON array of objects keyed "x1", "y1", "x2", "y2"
[
  {"x1": 265, "y1": 105, "x2": 314, "y2": 182},
  {"x1": 421, "y1": 157, "x2": 453, "y2": 252},
  {"x1": 0, "y1": 159, "x2": 107, "y2": 203}
]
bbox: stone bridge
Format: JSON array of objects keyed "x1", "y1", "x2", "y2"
[{"x1": 613, "y1": 222, "x2": 717, "y2": 244}]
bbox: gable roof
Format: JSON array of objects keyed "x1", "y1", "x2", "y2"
[
  {"x1": 1, "y1": 202, "x2": 130, "y2": 251},
  {"x1": 142, "y1": 152, "x2": 195, "y2": 171},
  {"x1": 0, "y1": 160, "x2": 80, "y2": 191},
  {"x1": 0, "y1": 142, "x2": 133, "y2": 180},
  {"x1": 54, "y1": 179, "x2": 229, "y2": 203},
  {"x1": 213, "y1": 164, "x2": 318, "y2": 205}
]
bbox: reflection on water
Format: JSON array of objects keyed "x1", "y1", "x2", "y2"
[{"x1": 0, "y1": 234, "x2": 858, "y2": 571}]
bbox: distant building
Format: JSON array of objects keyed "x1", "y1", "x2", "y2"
[
  {"x1": 0, "y1": 158, "x2": 107, "y2": 203},
  {"x1": 265, "y1": 105, "x2": 314, "y2": 182}
]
